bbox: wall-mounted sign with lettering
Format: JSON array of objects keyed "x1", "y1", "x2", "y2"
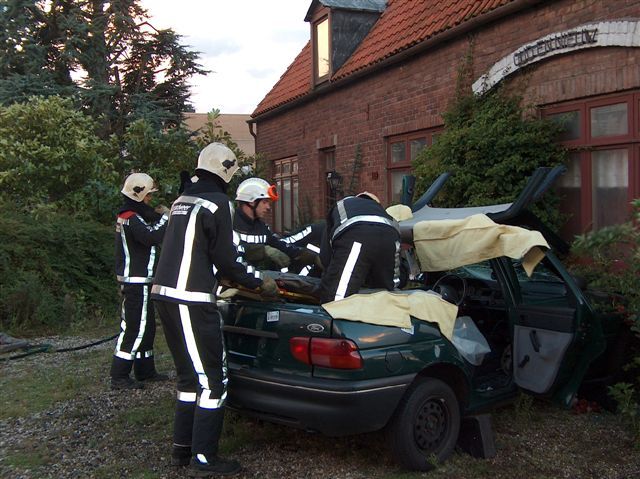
[{"x1": 473, "y1": 20, "x2": 640, "y2": 94}]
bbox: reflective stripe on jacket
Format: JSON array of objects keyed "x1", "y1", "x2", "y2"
[
  {"x1": 115, "y1": 211, "x2": 168, "y2": 284},
  {"x1": 152, "y1": 180, "x2": 262, "y2": 304},
  {"x1": 327, "y1": 196, "x2": 399, "y2": 243}
]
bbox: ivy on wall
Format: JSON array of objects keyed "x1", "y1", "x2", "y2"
[{"x1": 412, "y1": 49, "x2": 566, "y2": 226}]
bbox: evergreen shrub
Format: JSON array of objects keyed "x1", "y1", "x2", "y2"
[
  {"x1": 0, "y1": 200, "x2": 117, "y2": 335},
  {"x1": 412, "y1": 80, "x2": 566, "y2": 227}
]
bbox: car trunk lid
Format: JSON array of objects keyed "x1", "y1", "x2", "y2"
[{"x1": 219, "y1": 299, "x2": 332, "y2": 375}]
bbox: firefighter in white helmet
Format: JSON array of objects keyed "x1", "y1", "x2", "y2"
[
  {"x1": 151, "y1": 143, "x2": 278, "y2": 476},
  {"x1": 233, "y1": 177, "x2": 322, "y2": 274},
  {"x1": 111, "y1": 173, "x2": 169, "y2": 390}
]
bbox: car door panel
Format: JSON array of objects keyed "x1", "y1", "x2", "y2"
[{"x1": 513, "y1": 323, "x2": 573, "y2": 394}]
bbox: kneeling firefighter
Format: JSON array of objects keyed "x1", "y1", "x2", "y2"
[
  {"x1": 111, "y1": 173, "x2": 169, "y2": 389},
  {"x1": 319, "y1": 192, "x2": 401, "y2": 303},
  {"x1": 233, "y1": 177, "x2": 322, "y2": 274}
]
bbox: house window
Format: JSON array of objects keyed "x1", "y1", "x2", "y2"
[
  {"x1": 322, "y1": 147, "x2": 337, "y2": 208},
  {"x1": 274, "y1": 157, "x2": 299, "y2": 232},
  {"x1": 544, "y1": 90, "x2": 639, "y2": 238},
  {"x1": 314, "y1": 16, "x2": 330, "y2": 83},
  {"x1": 387, "y1": 130, "x2": 439, "y2": 205}
]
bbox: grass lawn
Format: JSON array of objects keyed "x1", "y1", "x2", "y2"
[{"x1": 1, "y1": 328, "x2": 638, "y2": 478}]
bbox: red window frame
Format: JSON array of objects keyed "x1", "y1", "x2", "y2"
[
  {"x1": 543, "y1": 90, "x2": 640, "y2": 236},
  {"x1": 386, "y1": 129, "x2": 441, "y2": 205},
  {"x1": 273, "y1": 157, "x2": 299, "y2": 233}
]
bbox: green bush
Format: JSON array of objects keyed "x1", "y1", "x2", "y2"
[
  {"x1": 412, "y1": 78, "x2": 566, "y2": 227},
  {"x1": 114, "y1": 119, "x2": 198, "y2": 206},
  {"x1": 569, "y1": 199, "x2": 640, "y2": 445},
  {"x1": 0, "y1": 97, "x2": 263, "y2": 337},
  {"x1": 0, "y1": 96, "x2": 118, "y2": 217},
  {"x1": 0, "y1": 200, "x2": 117, "y2": 335},
  {"x1": 569, "y1": 199, "x2": 639, "y2": 331}
]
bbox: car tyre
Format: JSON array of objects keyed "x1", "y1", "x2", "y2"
[{"x1": 387, "y1": 378, "x2": 460, "y2": 471}]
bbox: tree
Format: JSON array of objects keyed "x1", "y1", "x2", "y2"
[
  {"x1": 0, "y1": 0, "x2": 207, "y2": 137},
  {"x1": 115, "y1": 118, "x2": 197, "y2": 205},
  {"x1": 0, "y1": 0, "x2": 77, "y2": 102},
  {"x1": 0, "y1": 95, "x2": 116, "y2": 216}
]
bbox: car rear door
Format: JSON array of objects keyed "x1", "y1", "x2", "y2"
[{"x1": 498, "y1": 253, "x2": 606, "y2": 407}]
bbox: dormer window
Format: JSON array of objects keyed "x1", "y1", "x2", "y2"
[
  {"x1": 305, "y1": 0, "x2": 386, "y2": 87},
  {"x1": 314, "y1": 16, "x2": 330, "y2": 83}
]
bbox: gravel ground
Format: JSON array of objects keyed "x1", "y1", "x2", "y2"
[{"x1": 1, "y1": 336, "x2": 639, "y2": 479}]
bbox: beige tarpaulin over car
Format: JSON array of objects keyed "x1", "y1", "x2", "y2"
[
  {"x1": 386, "y1": 206, "x2": 549, "y2": 277},
  {"x1": 323, "y1": 290, "x2": 458, "y2": 340},
  {"x1": 412, "y1": 214, "x2": 548, "y2": 276}
]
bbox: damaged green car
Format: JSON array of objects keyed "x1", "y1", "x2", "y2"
[{"x1": 218, "y1": 167, "x2": 626, "y2": 471}]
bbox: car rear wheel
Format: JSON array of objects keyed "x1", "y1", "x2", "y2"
[{"x1": 387, "y1": 378, "x2": 460, "y2": 471}]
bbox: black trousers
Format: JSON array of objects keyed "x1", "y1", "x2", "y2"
[
  {"x1": 155, "y1": 301, "x2": 227, "y2": 459},
  {"x1": 320, "y1": 224, "x2": 400, "y2": 303},
  {"x1": 110, "y1": 283, "x2": 158, "y2": 380}
]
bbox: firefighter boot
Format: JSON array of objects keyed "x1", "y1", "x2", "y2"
[
  {"x1": 171, "y1": 445, "x2": 192, "y2": 467},
  {"x1": 110, "y1": 356, "x2": 143, "y2": 390},
  {"x1": 172, "y1": 397, "x2": 196, "y2": 465},
  {"x1": 188, "y1": 455, "x2": 241, "y2": 477},
  {"x1": 134, "y1": 356, "x2": 168, "y2": 382},
  {"x1": 189, "y1": 407, "x2": 240, "y2": 476}
]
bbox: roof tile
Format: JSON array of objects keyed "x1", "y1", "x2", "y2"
[{"x1": 253, "y1": 0, "x2": 515, "y2": 117}]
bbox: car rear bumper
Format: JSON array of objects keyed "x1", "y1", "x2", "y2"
[{"x1": 227, "y1": 367, "x2": 413, "y2": 436}]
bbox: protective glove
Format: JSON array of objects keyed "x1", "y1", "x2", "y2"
[
  {"x1": 244, "y1": 244, "x2": 266, "y2": 262},
  {"x1": 264, "y1": 246, "x2": 290, "y2": 268},
  {"x1": 259, "y1": 276, "x2": 279, "y2": 298},
  {"x1": 295, "y1": 248, "x2": 320, "y2": 266},
  {"x1": 155, "y1": 204, "x2": 170, "y2": 215}
]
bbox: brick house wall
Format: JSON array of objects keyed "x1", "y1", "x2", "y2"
[{"x1": 255, "y1": 0, "x2": 640, "y2": 226}]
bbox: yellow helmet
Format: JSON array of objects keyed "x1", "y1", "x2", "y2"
[{"x1": 356, "y1": 191, "x2": 381, "y2": 204}]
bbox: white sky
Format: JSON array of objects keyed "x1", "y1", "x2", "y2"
[{"x1": 141, "y1": 0, "x2": 311, "y2": 114}]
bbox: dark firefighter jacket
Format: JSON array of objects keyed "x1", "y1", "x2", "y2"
[
  {"x1": 115, "y1": 199, "x2": 168, "y2": 284},
  {"x1": 281, "y1": 222, "x2": 325, "y2": 253},
  {"x1": 233, "y1": 207, "x2": 303, "y2": 258},
  {"x1": 320, "y1": 196, "x2": 400, "y2": 267},
  {"x1": 151, "y1": 176, "x2": 262, "y2": 304}
]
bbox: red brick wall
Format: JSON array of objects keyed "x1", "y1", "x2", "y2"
[{"x1": 256, "y1": 0, "x2": 640, "y2": 222}]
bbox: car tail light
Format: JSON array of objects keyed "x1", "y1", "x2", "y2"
[
  {"x1": 289, "y1": 337, "x2": 363, "y2": 369},
  {"x1": 290, "y1": 337, "x2": 311, "y2": 365}
]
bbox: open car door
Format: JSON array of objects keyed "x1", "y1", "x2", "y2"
[
  {"x1": 499, "y1": 253, "x2": 606, "y2": 407},
  {"x1": 400, "y1": 167, "x2": 606, "y2": 407}
]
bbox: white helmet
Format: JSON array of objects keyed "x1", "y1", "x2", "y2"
[
  {"x1": 236, "y1": 177, "x2": 279, "y2": 203},
  {"x1": 197, "y1": 142, "x2": 239, "y2": 183},
  {"x1": 121, "y1": 173, "x2": 158, "y2": 202}
]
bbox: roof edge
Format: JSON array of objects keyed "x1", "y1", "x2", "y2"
[
  {"x1": 305, "y1": 0, "x2": 387, "y2": 22},
  {"x1": 253, "y1": 0, "x2": 544, "y2": 122}
]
